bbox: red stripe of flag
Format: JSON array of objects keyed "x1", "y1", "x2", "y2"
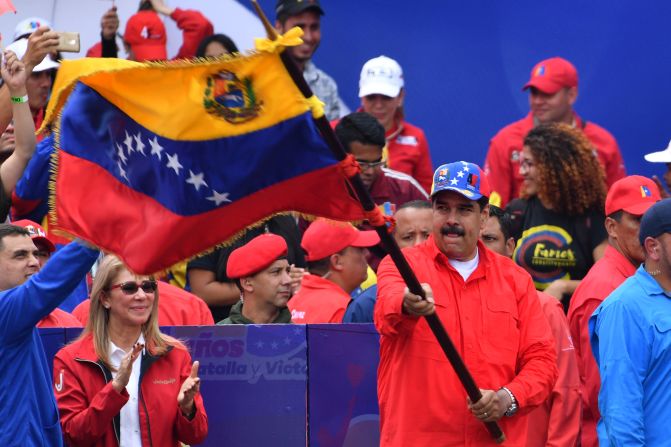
[{"x1": 53, "y1": 151, "x2": 365, "y2": 274}]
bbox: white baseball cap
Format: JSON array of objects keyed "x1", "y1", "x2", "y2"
[
  {"x1": 644, "y1": 139, "x2": 671, "y2": 163},
  {"x1": 5, "y1": 38, "x2": 60, "y2": 72},
  {"x1": 358, "y1": 55, "x2": 404, "y2": 98},
  {"x1": 13, "y1": 17, "x2": 51, "y2": 41}
]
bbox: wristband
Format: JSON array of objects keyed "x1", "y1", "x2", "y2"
[{"x1": 10, "y1": 95, "x2": 28, "y2": 104}]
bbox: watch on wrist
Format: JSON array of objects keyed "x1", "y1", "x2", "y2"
[{"x1": 501, "y1": 386, "x2": 518, "y2": 417}]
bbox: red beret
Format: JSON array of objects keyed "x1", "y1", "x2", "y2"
[
  {"x1": 301, "y1": 219, "x2": 379, "y2": 261},
  {"x1": 226, "y1": 234, "x2": 288, "y2": 279}
]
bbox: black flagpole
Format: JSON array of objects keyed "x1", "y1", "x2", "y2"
[{"x1": 251, "y1": 2, "x2": 505, "y2": 443}]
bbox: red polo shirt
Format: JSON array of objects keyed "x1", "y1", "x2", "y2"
[
  {"x1": 484, "y1": 113, "x2": 625, "y2": 207},
  {"x1": 375, "y1": 237, "x2": 557, "y2": 446},
  {"x1": 567, "y1": 245, "x2": 635, "y2": 447},
  {"x1": 526, "y1": 292, "x2": 581, "y2": 447},
  {"x1": 288, "y1": 274, "x2": 350, "y2": 324}
]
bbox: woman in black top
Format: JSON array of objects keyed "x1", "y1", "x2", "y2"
[{"x1": 507, "y1": 123, "x2": 608, "y2": 308}]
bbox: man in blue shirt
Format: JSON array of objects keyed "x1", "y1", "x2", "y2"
[
  {"x1": 589, "y1": 198, "x2": 671, "y2": 446},
  {"x1": 0, "y1": 224, "x2": 99, "y2": 445}
]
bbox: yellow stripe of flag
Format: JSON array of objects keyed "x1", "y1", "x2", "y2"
[{"x1": 42, "y1": 52, "x2": 311, "y2": 141}]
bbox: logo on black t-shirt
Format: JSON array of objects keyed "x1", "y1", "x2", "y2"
[{"x1": 513, "y1": 224, "x2": 577, "y2": 289}]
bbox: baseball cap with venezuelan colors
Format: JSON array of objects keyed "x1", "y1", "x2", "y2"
[
  {"x1": 523, "y1": 57, "x2": 578, "y2": 94},
  {"x1": 605, "y1": 175, "x2": 660, "y2": 216},
  {"x1": 431, "y1": 161, "x2": 490, "y2": 201}
]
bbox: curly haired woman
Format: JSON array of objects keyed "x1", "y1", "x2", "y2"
[{"x1": 507, "y1": 123, "x2": 608, "y2": 308}]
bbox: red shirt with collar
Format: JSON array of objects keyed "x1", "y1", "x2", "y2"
[
  {"x1": 385, "y1": 120, "x2": 434, "y2": 192},
  {"x1": 72, "y1": 281, "x2": 214, "y2": 326},
  {"x1": 375, "y1": 237, "x2": 557, "y2": 447},
  {"x1": 288, "y1": 274, "x2": 350, "y2": 324},
  {"x1": 484, "y1": 113, "x2": 625, "y2": 208},
  {"x1": 526, "y1": 291, "x2": 581, "y2": 447},
  {"x1": 567, "y1": 245, "x2": 636, "y2": 447}
]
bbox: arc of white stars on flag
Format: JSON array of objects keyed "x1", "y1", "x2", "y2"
[{"x1": 114, "y1": 130, "x2": 232, "y2": 206}]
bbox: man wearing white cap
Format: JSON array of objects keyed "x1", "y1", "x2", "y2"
[
  {"x1": 358, "y1": 55, "x2": 433, "y2": 192},
  {"x1": 0, "y1": 25, "x2": 59, "y2": 133},
  {"x1": 644, "y1": 139, "x2": 671, "y2": 197}
]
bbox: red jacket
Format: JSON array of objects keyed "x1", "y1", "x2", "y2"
[
  {"x1": 54, "y1": 333, "x2": 207, "y2": 446},
  {"x1": 38, "y1": 308, "x2": 82, "y2": 328},
  {"x1": 484, "y1": 113, "x2": 625, "y2": 207},
  {"x1": 72, "y1": 281, "x2": 214, "y2": 326},
  {"x1": 375, "y1": 238, "x2": 557, "y2": 446},
  {"x1": 288, "y1": 274, "x2": 350, "y2": 323},
  {"x1": 567, "y1": 245, "x2": 635, "y2": 447},
  {"x1": 385, "y1": 120, "x2": 434, "y2": 192},
  {"x1": 526, "y1": 292, "x2": 581, "y2": 447}
]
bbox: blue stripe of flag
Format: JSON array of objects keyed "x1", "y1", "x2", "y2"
[{"x1": 59, "y1": 83, "x2": 337, "y2": 216}]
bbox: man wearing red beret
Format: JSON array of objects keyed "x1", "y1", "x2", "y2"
[
  {"x1": 288, "y1": 219, "x2": 379, "y2": 324},
  {"x1": 218, "y1": 233, "x2": 294, "y2": 325}
]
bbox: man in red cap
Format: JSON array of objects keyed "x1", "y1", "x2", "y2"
[
  {"x1": 13, "y1": 219, "x2": 82, "y2": 328},
  {"x1": 375, "y1": 161, "x2": 556, "y2": 446},
  {"x1": 218, "y1": 233, "x2": 293, "y2": 325},
  {"x1": 484, "y1": 57, "x2": 625, "y2": 208},
  {"x1": 289, "y1": 219, "x2": 379, "y2": 324},
  {"x1": 567, "y1": 175, "x2": 661, "y2": 447}
]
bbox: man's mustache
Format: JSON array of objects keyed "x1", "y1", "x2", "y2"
[{"x1": 440, "y1": 225, "x2": 465, "y2": 236}]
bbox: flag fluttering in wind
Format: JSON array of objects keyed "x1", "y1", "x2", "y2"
[
  {"x1": 42, "y1": 35, "x2": 365, "y2": 274},
  {"x1": 0, "y1": 0, "x2": 16, "y2": 16}
]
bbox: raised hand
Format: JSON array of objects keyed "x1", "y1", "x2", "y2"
[
  {"x1": 101, "y1": 7, "x2": 120, "y2": 40},
  {"x1": 177, "y1": 361, "x2": 200, "y2": 418},
  {"x1": 111, "y1": 343, "x2": 144, "y2": 393},
  {"x1": 149, "y1": 0, "x2": 174, "y2": 16},
  {"x1": 23, "y1": 26, "x2": 59, "y2": 73},
  {"x1": 1, "y1": 50, "x2": 27, "y2": 95}
]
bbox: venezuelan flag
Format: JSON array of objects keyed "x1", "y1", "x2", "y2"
[{"x1": 44, "y1": 48, "x2": 365, "y2": 274}]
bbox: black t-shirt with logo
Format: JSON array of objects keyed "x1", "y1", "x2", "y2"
[{"x1": 508, "y1": 197, "x2": 607, "y2": 292}]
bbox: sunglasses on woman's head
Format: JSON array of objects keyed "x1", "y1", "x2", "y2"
[{"x1": 109, "y1": 280, "x2": 158, "y2": 295}]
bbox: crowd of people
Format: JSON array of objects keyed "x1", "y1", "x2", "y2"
[{"x1": 1, "y1": 0, "x2": 671, "y2": 445}]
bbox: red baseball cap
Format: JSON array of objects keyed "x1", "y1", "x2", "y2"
[
  {"x1": 123, "y1": 10, "x2": 167, "y2": 62},
  {"x1": 523, "y1": 57, "x2": 578, "y2": 94},
  {"x1": 13, "y1": 219, "x2": 56, "y2": 253},
  {"x1": 301, "y1": 219, "x2": 380, "y2": 261},
  {"x1": 226, "y1": 234, "x2": 288, "y2": 279},
  {"x1": 605, "y1": 175, "x2": 661, "y2": 216}
]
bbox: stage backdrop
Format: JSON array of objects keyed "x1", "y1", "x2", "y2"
[
  {"x1": 42, "y1": 324, "x2": 381, "y2": 447},
  {"x1": 2, "y1": 1, "x2": 670, "y2": 182}
]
